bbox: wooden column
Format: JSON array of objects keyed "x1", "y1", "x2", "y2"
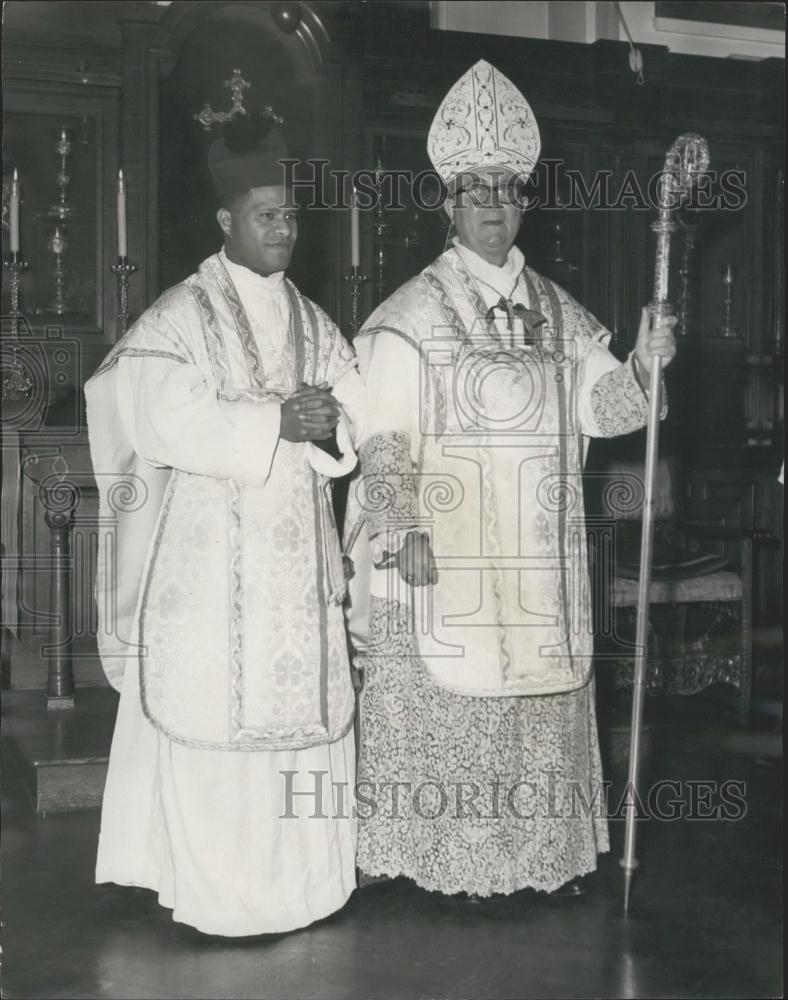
[{"x1": 41, "y1": 482, "x2": 77, "y2": 709}]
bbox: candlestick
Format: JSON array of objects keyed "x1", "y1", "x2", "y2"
[
  {"x1": 117, "y1": 169, "x2": 128, "y2": 259},
  {"x1": 110, "y1": 256, "x2": 137, "y2": 335},
  {"x1": 721, "y1": 263, "x2": 735, "y2": 337},
  {"x1": 343, "y1": 266, "x2": 368, "y2": 336},
  {"x1": 773, "y1": 169, "x2": 783, "y2": 353},
  {"x1": 4, "y1": 253, "x2": 27, "y2": 316},
  {"x1": 47, "y1": 225, "x2": 69, "y2": 316},
  {"x1": 2, "y1": 253, "x2": 33, "y2": 401},
  {"x1": 48, "y1": 128, "x2": 76, "y2": 222},
  {"x1": 372, "y1": 154, "x2": 390, "y2": 306},
  {"x1": 552, "y1": 214, "x2": 565, "y2": 264},
  {"x1": 9, "y1": 169, "x2": 20, "y2": 254},
  {"x1": 45, "y1": 126, "x2": 77, "y2": 314},
  {"x1": 404, "y1": 210, "x2": 422, "y2": 249},
  {"x1": 350, "y1": 187, "x2": 360, "y2": 269}
]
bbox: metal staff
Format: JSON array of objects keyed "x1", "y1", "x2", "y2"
[{"x1": 621, "y1": 133, "x2": 709, "y2": 913}]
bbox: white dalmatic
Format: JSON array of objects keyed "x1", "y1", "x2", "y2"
[{"x1": 86, "y1": 250, "x2": 365, "y2": 935}]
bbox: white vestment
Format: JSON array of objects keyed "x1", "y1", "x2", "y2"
[
  {"x1": 345, "y1": 242, "x2": 659, "y2": 696},
  {"x1": 89, "y1": 251, "x2": 364, "y2": 935},
  {"x1": 344, "y1": 243, "x2": 662, "y2": 895}
]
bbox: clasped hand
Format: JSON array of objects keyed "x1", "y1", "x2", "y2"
[{"x1": 280, "y1": 383, "x2": 341, "y2": 443}]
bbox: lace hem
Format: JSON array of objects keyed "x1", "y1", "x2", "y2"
[
  {"x1": 357, "y1": 848, "x2": 609, "y2": 898},
  {"x1": 357, "y1": 596, "x2": 610, "y2": 897}
]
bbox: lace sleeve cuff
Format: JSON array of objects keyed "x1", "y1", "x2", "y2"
[
  {"x1": 359, "y1": 430, "x2": 420, "y2": 541},
  {"x1": 590, "y1": 355, "x2": 667, "y2": 437}
]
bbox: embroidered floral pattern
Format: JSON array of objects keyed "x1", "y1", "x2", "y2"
[
  {"x1": 427, "y1": 60, "x2": 541, "y2": 185},
  {"x1": 357, "y1": 596, "x2": 610, "y2": 896},
  {"x1": 359, "y1": 431, "x2": 420, "y2": 538},
  {"x1": 591, "y1": 358, "x2": 667, "y2": 437},
  {"x1": 92, "y1": 284, "x2": 198, "y2": 379},
  {"x1": 534, "y1": 510, "x2": 552, "y2": 548},
  {"x1": 156, "y1": 582, "x2": 186, "y2": 621},
  {"x1": 138, "y1": 255, "x2": 355, "y2": 752},
  {"x1": 272, "y1": 517, "x2": 303, "y2": 552}
]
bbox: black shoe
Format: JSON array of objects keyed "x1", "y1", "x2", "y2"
[
  {"x1": 551, "y1": 877, "x2": 587, "y2": 898},
  {"x1": 357, "y1": 871, "x2": 391, "y2": 889}
]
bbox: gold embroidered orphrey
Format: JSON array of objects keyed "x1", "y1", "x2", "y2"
[{"x1": 86, "y1": 254, "x2": 356, "y2": 752}]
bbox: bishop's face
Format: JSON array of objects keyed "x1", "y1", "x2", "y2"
[
  {"x1": 218, "y1": 186, "x2": 298, "y2": 276},
  {"x1": 446, "y1": 167, "x2": 524, "y2": 267}
]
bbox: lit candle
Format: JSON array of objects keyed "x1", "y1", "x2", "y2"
[
  {"x1": 350, "y1": 186, "x2": 360, "y2": 268},
  {"x1": 9, "y1": 168, "x2": 20, "y2": 254},
  {"x1": 117, "y1": 169, "x2": 127, "y2": 258}
]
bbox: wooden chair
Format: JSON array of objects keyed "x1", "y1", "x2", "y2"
[{"x1": 589, "y1": 448, "x2": 772, "y2": 725}]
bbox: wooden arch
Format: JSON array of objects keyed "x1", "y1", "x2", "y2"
[{"x1": 159, "y1": 1, "x2": 331, "y2": 85}]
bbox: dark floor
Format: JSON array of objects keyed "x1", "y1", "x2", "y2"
[{"x1": 1, "y1": 687, "x2": 782, "y2": 1000}]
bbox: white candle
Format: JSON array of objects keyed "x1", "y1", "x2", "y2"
[
  {"x1": 117, "y1": 169, "x2": 128, "y2": 258},
  {"x1": 350, "y1": 186, "x2": 360, "y2": 268},
  {"x1": 9, "y1": 168, "x2": 20, "y2": 254}
]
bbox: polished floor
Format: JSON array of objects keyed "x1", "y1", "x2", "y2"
[{"x1": 1, "y1": 687, "x2": 782, "y2": 1000}]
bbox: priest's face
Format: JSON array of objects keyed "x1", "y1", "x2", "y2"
[
  {"x1": 446, "y1": 167, "x2": 524, "y2": 267},
  {"x1": 217, "y1": 186, "x2": 298, "y2": 275}
]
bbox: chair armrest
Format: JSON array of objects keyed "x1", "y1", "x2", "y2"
[{"x1": 677, "y1": 521, "x2": 780, "y2": 545}]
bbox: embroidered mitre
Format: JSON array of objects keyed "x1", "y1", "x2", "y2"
[{"x1": 427, "y1": 59, "x2": 541, "y2": 186}]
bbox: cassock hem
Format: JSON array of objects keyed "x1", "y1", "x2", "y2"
[{"x1": 95, "y1": 873, "x2": 357, "y2": 937}]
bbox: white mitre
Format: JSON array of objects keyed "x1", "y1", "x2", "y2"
[{"x1": 427, "y1": 59, "x2": 541, "y2": 186}]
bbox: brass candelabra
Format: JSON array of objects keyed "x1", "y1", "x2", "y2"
[
  {"x1": 2, "y1": 252, "x2": 33, "y2": 401},
  {"x1": 344, "y1": 266, "x2": 368, "y2": 336},
  {"x1": 721, "y1": 263, "x2": 736, "y2": 337},
  {"x1": 45, "y1": 127, "x2": 78, "y2": 315},
  {"x1": 110, "y1": 256, "x2": 137, "y2": 336},
  {"x1": 372, "y1": 153, "x2": 390, "y2": 306}
]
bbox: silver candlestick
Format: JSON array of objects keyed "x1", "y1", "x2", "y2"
[
  {"x1": 4, "y1": 251, "x2": 27, "y2": 315},
  {"x1": 721, "y1": 263, "x2": 735, "y2": 337},
  {"x1": 344, "y1": 266, "x2": 368, "y2": 336},
  {"x1": 2, "y1": 253, "x2": 33, "y2": 400},
  {"x1": 49, "y1": 127, "x2": 77, "y2": 223},
  {"x1": 48, "y1": 225, "x2": 68, "y2": 316},
  {"x1": 404, "y1": 210, "x2": 422, "y2": 249},
  {"x1": 110, "y1": 256, "x2": 137, "y2": 335},
  {"x1": 372, "y1": 153, "x2": 389, "y2": 306},
  {"x1": 46, "y1": 127, "x2": 78, "y2": 315}
]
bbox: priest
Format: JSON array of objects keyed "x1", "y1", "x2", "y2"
[
  {"x1": 87, "y1": 115, "x2": 365, "y2": 935},
  {"x1": 345, "y1": 60, "x2": 676, "y2": 898}
]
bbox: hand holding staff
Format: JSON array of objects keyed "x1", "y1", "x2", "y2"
[{"x1": 621, "y1": 133, "x2": 709, "y2": 915}]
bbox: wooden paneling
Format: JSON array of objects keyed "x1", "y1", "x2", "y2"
[
  {"x1": 2, "y1": 83, "x2": 120, "y2": 348},
  {"x1": 3, "y1": 2, "x2": 783, "y2": 671}
]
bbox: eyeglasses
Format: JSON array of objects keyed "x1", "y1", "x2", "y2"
[{"x1": 450, "y1": 184, "x2": 527, "y2": 208}]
